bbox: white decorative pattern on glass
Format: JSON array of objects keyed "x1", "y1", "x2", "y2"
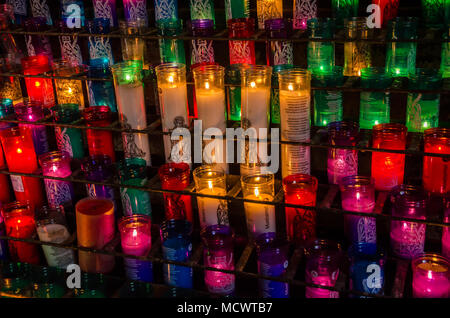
[
  {"x1": 293, "y1": 0, "x2": 317, "y2": 29},
  {"x1": 59, "y1": 35, "x2": 83, "y2": 66},
  {"x1": 30, "y1": 0, "x2": 52, "y2": 24}
]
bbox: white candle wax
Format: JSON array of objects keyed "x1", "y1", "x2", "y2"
[
  {"x1": 197, "y1": 188, "x2": 228, "y2": 229},
  {"x1": 244, "y1": 194, "x2": 276, "y2": 237},
  {"x1": 241, "y1": 86, "x2": 271, "y2": 136},
  {"x1": 37, "y1": 223, "x2": 75, "y2": 268}
]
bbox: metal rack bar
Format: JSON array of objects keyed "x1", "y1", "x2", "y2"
[
  {"x1": 236, "y1": 243, "x2": 254, "y2": 272},
  {"x1": 391, "y1": 259, "x2": 410, "y2": 298}
]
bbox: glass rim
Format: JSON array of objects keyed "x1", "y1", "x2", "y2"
[
  {"x1": 372, "y1": 123, "x2": 407, "y2": 136},
  {"x1": 241, "y1": 173, "x2": 274, "y2": 187},
  {"x1": 339, "y1": 175, "x2": 374, "y2": 188},
  {"x1": 412, "y1": 253, "x2": 449, "y2": 274},
  {"x1": 278, "y1": 67, "x2": 311, "y2": 79},
  {"x1": 75, "y1": 197, "x2": 115, "y2": 215},
  {"x1": 155, "y1": 63, "x2": 186, "y2": 75},
  {"x1": 304, "y1": 238, "x2": 343, "y2": 258},
  {"x1": 39, "y1": 150, "x2": 71, "y2": 168},
  {"x1": 110, "y1": 60, "x2": 143, "y2": 74},
  {"x1": 1, "y1": 201, "x2": 32, "y2": 216},
  {"x1": 192, "y1": 64, "x2": 225, "y2": 77},
  {"x1": 35, "y1": 205, "x2": 66, "y2": 225},
  {"x1": 255, "y1": 232, "x2": 288, "y2": 252},
  {"x1": 227, "y1": 17, "x2": 255, "y2": 29},
  {"x1": 193, "y1": 165, "x2": 225, "y2": 180},
  {"x1": 424, "y1": 128, "x2": 450, "y2": 140},
  {"x1": 82, "y1": 106, "x2": 111, "y2": 121},
  {"x1": 158, "y1": 162, "x2": 190, "y2": 181},
  {"x1": 241, "y1": 64, "x2": 272, "y2": 76},
  {"x1": 118, "y1": 214, "x2": 152, "y2": 231},
  {"x1": 282, "y1": 173, "x2": 318, "y2": 190}
]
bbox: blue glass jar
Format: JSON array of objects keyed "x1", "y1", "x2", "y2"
[
  {"x1": 87, "y1": 18, "x2": 114, "y2": 65},
  {"x1": 88, "y1": 58, "x2": 117, "y2": 112}
]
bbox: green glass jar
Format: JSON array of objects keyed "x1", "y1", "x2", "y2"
[
  {"x1": 307, "y1": 18, "x2": 335, "y2": 75},
  {"x1": 226, "y1": 64, "x2": 245, "y2": 122},
  {"x1": 271, "y1": 64, "x2": 294, "y2": 124},
  {"x1": 52, "y1": 103, "x2": 85, "y2": 160},
  {"x1": 441, "y1": 26, "x2": 450, "y2": 78},
  {"x1": 225, "y1": 0, "x2": 249, "y2": 21},
  {"x1": 386, "y1": 17, "x2": 418, "y2": 77},
  {"x1": 406, "y1": 69, "x2": 442, "y2": 132},
  {"x1": 422, "y1": 0, "x2": 445, "y2": 28},
  {"x1": 157, "y1": 20, "x2": 186, "y2": 64},
  {"x1": 190, "y1": 0, "x2": 215, "y2": 25},
  {"x1": 118, "y1": 158, "x2": 152, "y2": 217},
  {"x1": 312, "y1": 66, "x2": 344, "y2": 127},
  {"x1": 359, "y1": 67, "x2": 392, "y2": 129}
]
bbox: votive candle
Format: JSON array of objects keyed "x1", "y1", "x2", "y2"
[
  {"x1": 191, "y1": 19, "x2": 215, "y2": 65},
  {"x1": 81, "y1": 155, "x2": 116, "y2": 202},
  {"x1": 87, "y1": 58, "x2": 117, "y2": 112},
  {"x1": 21, "y1": 55, "x2": 55, "y2": 108},
  {"x1": 190, "y1": 0, "x2": 215, "y2": 23},
  {"x1": 265, "y1": 18, "x2": 293, "y2": 66},
  {"x1": 30, "y1": 0, "x2": 53, "y2": 25},
  {"x1": 82, "y1": 106, "x2": 115, "y2": 162},
  {"x1": 412, "y1": 253, "x2": 449, "y2": 298},
  {"x1": 307, "y1": 18, "x2": 335, "y2": 75},
  {"x1": 52, "y1": 59, "x2": 86, "y2": 109},
  {"x1": 344, "y1": 18, "x2": 373, "y2": 77},
  {"x1": 24, "y1": 18, "x2": 53, "y2": 63},
  {"x1": 154, "y1": 0, "x2": 177, "y2": 24},
  {"x1": 423, "y1": 128, "x2": 450, "y2": 195},
  {"x1": 120, "y1": 20, "x2": 145, "y2": 64},
  {"x1": 87, "y1": 18, "x2": 114, "y2": 65}
]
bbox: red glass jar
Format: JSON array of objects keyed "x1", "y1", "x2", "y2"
[
  {"x1": 21, "y1": 55, "x2": 55, "y2": 108},
  {"x1": 0, "y1": 135, "x2": 11, "y2": 204},
  {"x1": 228, "y1": 18, "x2": 256, "y2": 65},
  {"x1": 1, "y1": 201, "x2": 40, "y2": 264},
  {"x1": 82, "y1": 106, "x2": 115, "y2": 162},
  {"x1": 158, "y1": 162, "x2": 193, "y2": 222},
  {"x1": 371, "y1": 123, "x2": 407, "y2": 191},
  {"x1": 282, "y1": 174, "x2": 318, "y2": 244},
  {"x1": 0, "y1": 126, "x2": 44, "y2": 210},
  {"x1": 423, "y1": 128, "x2": 450, "y2": 195}
]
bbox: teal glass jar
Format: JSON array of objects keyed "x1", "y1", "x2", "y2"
[
  {"x1": 0, "y1": 98, "x2": 13, "y2": 118},
  {"x1": 118, "y1": 158, "x2": 152, "y2": 217},
  {"x1": 51, "y1": 104, "x2": 85, "y2": 160},
  {"x1": 441, "y1": 26, "x2": 450, "y2": 78},
  {"x1": 312, "y1": 66, "x2": 344, "y2": 127},
  {"x1": 386, "y1": 17, "x2": 418, "y2": 77},
  {"x1": 359, "y1": 67, "x2": 392, "y2": 129},
  {"x1": 307, "y1": 18, "x2": 335, "y2": 75},
  {"x1": 157, "y1": 20, "x2": 186, "y2": 64},
  {"x1": 271, "y1": 64, "x2": 294, "y2": 125},
  {"x1": 406, "y1": 69, "x2": 442, "y2": 132},
  {"x1": 226, "y1": 64, "x2": 245, "y2": 122}
]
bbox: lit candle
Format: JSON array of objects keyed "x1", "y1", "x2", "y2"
[
  {"x1": 193, "y1": 165, "x2": 229, "y2": 229},
  {"x1": 52, "y1": 59, "x2": 85, "y2": 109},
  {"x1": 412, "y1": 254, "x2": 449, "y2": 298},
  {"x1": 120, "y1": 20, "x2": 146, "y2": 64},
  {"x1": 386, "y1": 17, "x2": 417, "y2": 77},
  {"x1": 158, "y1": 20, "x2": 186, "y2": 64},
  {"x1": 282, "y1": 174, "x2": 318, "y2": 244},
  {"x1": 423, "y1": 128, "x2": 450, "y2": 195},
  {"x1": 241, "y1": 174, "x2": 276, "y2": 238},
  {"x1": 82, "y1": 106, "x2": 115, "y2": 162},
  {"x1": 278, "y1": 68, "x2": 311, "y2": 178},
  {"x1": 124, "y1": 0, "x2": 148, "y2": 27},
  {"x1": 307, "y1": 18, "x2": 335, "y2": 75},
  {"x1": 21, "y1": 55, "x2": 55, "y2": 108},
  {"x1": 155, "y1": 63, "x2": 190, "y2": 164},
  {"x1": 228, "y1": 18, "x2": 256, "y2": 65},
  {"x1": 119, "y1": 215, "x2": 153, "y2": 282},
  {"x1": 344, "y1": 18, "x2": 373, "y2": 77},
  {"x1": 202, "y1": 225, "x2": 235, "y2": 295},
  {"x1": 92, "y1": 0, "x2": 117, "y2": 27},
  {"x1": 88, "y1": 58, "x2": 118, "y2": 112},
  {"x1": 256, "y1": 0, "x2": 283, "y2": 30},
  {"x1": 293, "y1": 0, "x2": 317, "y2": 30}
]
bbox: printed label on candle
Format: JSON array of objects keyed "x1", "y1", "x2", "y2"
[
  {"x1": 44, "y1": 179, "x2": 73, "y2": 207},
  {"x1": 162, "y1": 243, "x2": 193, "y2": 289},
  {"x1": 205, "y1": 254, "x2": 235, "y2": 295},
  {"x1": 259, "y1": 261, "x2": 289, "y2": 298},
  {"x1": 281, "y1": 144, "x2": 311, "y2": 178},
  {"x1": 244, "y1": 197, "x2": 276, "y2": 237},
  {"x1": 124, "y1": 258, "x2": 153, "y2": 283},
  {"x1": 197, "y1": 195, "x2": 229, "y2": 228},
  {"x1": 280, "y1": 91, "x2": 311, "y2": 142},
  {"x1": 10, "y1": 175, "x2": 24, "y2": 193},
  {"x1": 37, "y1": 223, "x2": 74, "y2": 268}
]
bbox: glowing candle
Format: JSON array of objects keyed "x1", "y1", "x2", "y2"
[
  {"x1": 202, "y1": 225, "x2": 235, "y2": 295},
  {"x1": 371, "y1": 123, "x2": 407, "y2": 191},
  {"x1": 75, "y1": 197, "x2": 115, "y2": 273},
  {"x1": 226, "y1": 64, "x2": 244, "y2": 122},
  {"x1": 120, "y1": 20, "x2": 145, "y2": 64},
  {"x1": 256, "y1": 0, "x2": 283, "y2": 30},
  {"x1": 157, "y1": 20, "x2": 186, "y2": 64},
  {"x1": 241, "y1": 174, "x2": 276, "y2": 238},
  {"x1": 21, "y1": 55, "x2": 54, "y2": 108},
  {"x1": 52, "y1": 59, "x2": 86, "y2": 109},
  {"x1": 344, "y1": 18, "x2": 373, "y2": 77},
  {"x1": 412, "y1": 254, "x2": 449, "y2": 298},
  {"x1": 155, "y1": 63, "x2": 190, "y2": 164},
  {"x1": 278, "y1": 68, "x2": 311, "y2": 178},
  {"x1": 265, "y1": 18, "x2": 293, "y2": 66},
  {"x1": 282, "y1": 174, "x2": 318, "y2": 244},
  {"x1": 305, "y1": 239, "x2": 342, "y2": 298},
  {"x1": 307, "y1": 18, "x2": 335, "y2": 75},
  {"x1": 92, "y1": 0, "x2": 117, "y2": 27},
  {"x1": 119, "y1": 215, "x2": 153, "y2": 282},
  {"x1": 373, "y1": 0, "x2": 399, "y2": 26},
  {"x1": 87, "y1": 58, "x2": 117, "y2": 112},
  {"x1": 193, "y1": 165, "x2": 228, "y2": 229},
  {"x1": 228, "y1": 18, "x2": 256, "y2": 65},
  {"x1": 423, "y1": 128, "x2": 450, "y2": 195},
  {"x1": 2, "y1": 202, "x2": 40, "y2": 264},
  {"x1": 293, "y1": 0, "x2": 317, "y2": 30},
  {"x1": 82, "y1": 106, "x2": 115, "y2": 162}
]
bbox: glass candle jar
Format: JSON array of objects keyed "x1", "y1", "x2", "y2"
[
  {"x1": 265, "y1": 18, "x2": 293, "y2": 66},
  {"x1": 412, "y1": 254, "x2": 449, "y2": 298},
  {"x1": 0, "y1": 63, "x2": 22, "y2": 105},
  {"x1": 52, "y1": 104, "x2": 85, "y2": 160},
  {"x1": 283, "y1": 174, "x2": 318, "y2": 244},
  {"x1": 385, "y1": 17, "x2": 418, "y2": 77},
  {"x1": 390, "y1": 184, "x2": 427, "y2": 260},
  {"x1": 225, "y1": 0, "x2": 249, "y2": 21},
  {"x1": 344, "y1": 17, "x2": 373, "y2": 77},
  {"x1": 348, "y1": 243, "x2": 385, "y2": 297},
  {"x1": 193, "y1": 165, "x2": 229, "y2": 229},
  {"x1": 0, "y1": 99, "x2": 12, "y2": 204},
  {"x1": 92, "y1": 0, "x2": 117, "y2": 27},
  {"x1": 201, "y1": 224, "x2": 235, "y2": 295},
  {"x1": 160, "y1": 219, "x2": 193, "y2": 289},
  {"x1": 327, "y1": 121, "x2": 359, "y2": 185},
  {"x1": 191, "y1": 19, "x2": 215, "y2": 65},
  {"x1": 87, "y1": 18, "x2": 114, "y2": 65},
  {"x1": 256, "y1": 0, "x2": 283, "y2": 30},
  {"x1": 87, "y1": 58, "x2": 117, "y2": 112},
  {"x1": 81, "y1": 155, "x2": 115, "y2": 202},
  {"x1": 52, "y1": 59, "x2": 86, "y2": 109},
  {"x1": 24, "y1": 17, "x2": 53, "y2": 63},
  {"x1": 75, "y1": 197, "x2": 115, "y2": 273},
  {"x1": 423, "y1": 128, "x2": 450, "y2": 195},
  {"x1": 441, "y1": 27, "x2": 449, "y2": 78},
  {"x1": 256, "y1": 232, "x2": 289, "y2": 298},
  {"x1": 123, "y1": 0, "x2": 148, "y2": 26},
  {"x1": 21, "y1": 55, "x2": 54, "y2": 108},
  {"x1": 158, "y1": 162, "x2": 193, "y2": 222},
  {"x1": 312, "y1": 66, "x2": 344, "y2": 127},
  {"x1": 226, "y1": 64, "x2": 245, "y2": 121},
  {"x1": 111, "y1": 60, "x2": 151, "y2": 166},
  {"x1": 190, "y1": 0, "x2": 215, "y2": 23},
  {"x1": 154, "y1": 0, "x2": 177, "y2": 24},
  {"x1": 307, "y1": 18, "x2": 335, "y2": 75},
  {"x1": 118, "y1": 158, "x2": 152, "y2": 217},
  {"x1": 82, "y1": 106, "x2": 115, "y2": 162},
  {"x1": 58, "y1": 20, "x2": 83, "y2": 66},
  {"x1": 120, "y1": 20, "x2": 145, "y2": 64},
  {"x1": 228, "y1": 18, "x2": 256, "y2": 65},
  {"x1": 371, "y1": 123, "x2": 407, "y2": 191},
  {"x1": 332, "y1": 0, "x2": 359, "y2": 27},
  {"x1": 14, "y1": 101, "x2": 49, "y2": 156},
  {"x1": 35, "y1": 206, "x2": 75, "y2": 269},
  {"x1": 119, "y1": 215, "x2": 153, "y2": 283},
  {"x1": 305, "y1": 239, "x2": 342, "y2": 298},
  {"x1": 271, "y1": 64, "x2": 294, "y2": 125},
  {"x1": 2, "y1": 202, "x2": 40, "y2": 264},
  {"x1": 340, "y1": 176, "x2": 377, "y2": 249},
  {"x1": 406, "y1": 69, "x2": 442, "y2": 133},
  {"x1": 155, "y1": 63, "x2": 190, "y2": 164},
  {"x1": 278, "y1": 68, "x2": 311, "y2": 178},
  {"x1": 443, "y1": 196, "x2": 450, "y2": 260},
  {"x1": 0, "y1": 126, "x2": 44, "y2": 210},
  {"x1": 241, "y1": 174, "x2": 276, "y2": 238},
  {"x1": 29, "y1": 0, "x2": 52, "y2": 25},
  {"x1": 293, "y1": 0, "x2": 317, "y2": 30},
  {"x1": 422, "y1": 0, "x2": 445, "y2": 28},
  {"x1": 359, "y1": 67, "x2": 392, "y2": 129},
  {"x1": 158, "y1": 20, "x2": 186, "y2": 64},
  {"x1": 60, "y1": 0, "x2": 85, "y2": 28},
  {"x1": 39, "y1": 151, "x2": 74, "y2": 208}
]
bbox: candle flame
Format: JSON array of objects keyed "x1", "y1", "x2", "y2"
[
  {"x1": 16, "y1": 148, "x2": 22, "y2": 154},
  {"x1": 205, "y1": 82, "x2": 210, "y2": 89},
  {"x1": 250, "y1": 81, "x2": 256, "y2": 88},
  {"x1": 356, "y1": 192, "x2": 360, "y2": 200},
  {"x1": 254, "y1": 188, "x2": 259, "y2": 197},
  {"x1": 208, "y1": 180, "x2": 213, "y2": 189},
  {"x1": 288, "y1": 84, "x2": 294, "y2": 91},
  {"x1": 52, "y1": 165, "x2": 57, "y2": 172},
  {"x1": 68, "y1": 87, "x2": 72, "y2": 94},
  {"x1": 168, "y1": 76, "x2": 174, "y2": 83},
  {"x1": 35, "y1": 81, "x2": 40, "y2": 87},
  {"x1": 132, "y1": 229, "x2": 137, "y2": 238},
  {"x1": 427, "y1": 270, "x2": 433, "y2": 280}
]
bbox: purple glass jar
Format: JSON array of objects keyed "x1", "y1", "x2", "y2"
[
  {"x1": 81, "y1": 154, "x2": 116, "y2": 202},
  {"x1": 201, "y1": 224, "x2": 235, "y2": 296},
  {"x1": 256, "y1": 232, "x2": 289, "y2": 298},
  {"x1": 327, "y1": 121, "x2": 359, "y2": 185},
  {"x1": 265, "y1": 18, "x2": 293, "y2": 66},
  {"x1": 390, "y1": 185, "x2": 427, "y2": 260},
  {"x1": 304, "y1": 239, "x2": 342, "y2": 298},
  {"x1": 24, "y1": 17, "x2": 53, "y2": 63},
  {"x1": 191, "y1": 19, "x2": 215, "y2": 65}
]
